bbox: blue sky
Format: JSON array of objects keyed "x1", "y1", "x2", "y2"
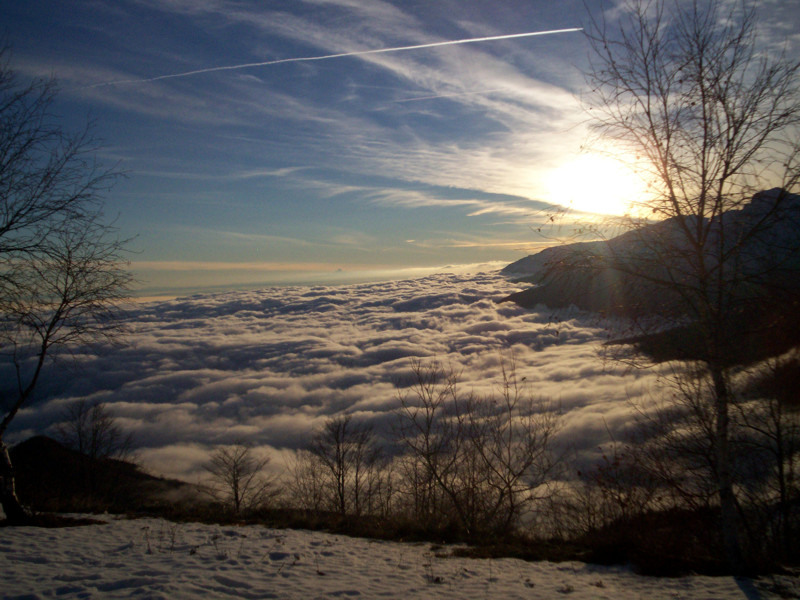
[{"x1": 7, "y1": 0, "x2": 798, "y2": 295}]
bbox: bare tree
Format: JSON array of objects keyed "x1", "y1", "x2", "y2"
[
  {"x1": 395, "y1": 359, "x2": 561, "y2": 538},
  {"x1": 563, "y1": 435, "x2": 660, "y2": 539},
  {"x1": 394, "y1": 360, "x2": 461, "y2": 529},
  {"x1": 56, "y1": 399, "x2": 135, "y2": 462},
  {"x1": 630, "y1": 370, "x2": 723, "y2": 512},
  {"x1": 54, "y1": 398, "x2": 136, "y2": 502},
  {"x1": 203, "y1": 442, "x2": 275, "y2": 515},
  {"x1": 0, "y1": 46, "x2": 131, "y2": 523},
  {"x1": 46, "y1": 399, "x2": 136, "y2": 508},
  {"x1": 582, "y1": 0, "x2": 800, "y2": 570},
  {"x1": 287, "y1": 448, "x2": 327, "y2": 512},
  {"x1": 461, "y1": 362, "x2": 562, "y2": 535},
  {"x1": 308, "y1": 414, "x2": 382, "y2": 517},
  {"x1": 733, "y1": 353, "x2": 800, "y2": 560}
]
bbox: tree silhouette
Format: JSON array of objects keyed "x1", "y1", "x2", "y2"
[
  {"x1": 581, "y1": 0, "x2": 800, "y2": 571},
  {"x1": 203, "y1": 442, "x2": 275, "y2": 514},
  {"x1": 0, "y1": 46, "x2": 131, "y2": 523}
]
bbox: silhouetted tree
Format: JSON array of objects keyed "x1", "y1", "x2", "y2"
[
  {"x1": 0, "y1": 46, "x2": 131, "y2": 523},
  {"x1": 394, "y1": 360, "x2": 460, "y2": 529},
  {"x1": 582, "y1": 0, "x2": 800, "y2": 570},
  {"x1": 733, "y1": 353, "x2": 800, "y2": 560},
  {"x1": 56, "y1": 399, "x2": 135, "y2": 462},
  {"x1": 287, "y1": 448, "x2": 327, "y2": 512},
  {"x1": 203, "y1": 442, "x2": 275, "y2": 514},
  {"x1": 308, "y1": 414, "x2": 382, "y2": 516},
  {"x1": 396, "y1": 359, "x2": 561, "y2": 538},
  {"x1": 54, "y1": 399, "x2": 136, "y2": 503}
]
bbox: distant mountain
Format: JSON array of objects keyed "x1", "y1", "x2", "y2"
[{"x1": 500, "y1": 188, "x2": 800, "y2": 364}]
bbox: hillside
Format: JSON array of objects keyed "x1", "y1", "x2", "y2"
[
  {"x1": 500, "y1": 188, "x2": 800, "y2": 364},
  {"x1": 8, "y1": 436, "x2": 197, "y2": 514}
]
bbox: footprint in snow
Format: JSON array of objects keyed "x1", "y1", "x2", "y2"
[{"x1": 212, "y1": 575, "x2": 252, "y2": 589}]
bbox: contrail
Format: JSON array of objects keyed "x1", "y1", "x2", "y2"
[{"x1": 89, "y1": 28, "x2": 582, "y2": 88}]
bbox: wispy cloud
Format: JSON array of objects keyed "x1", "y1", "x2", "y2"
[
  {"x1": 231, "y1": 166, "x2": 308, "y2": 180},
  {"x1": 409, "y1": 237, "x2": 553, "y2": 251},
  {"x1": 130, "y1": 260, "x2": 366, "y2": 272},
  {"x1": 28, "y1": 1, "x2": 588, "y2": 213},
  {"x1": 17, "y1": 0, "x2": 595, "y2": 239},
  {"x1": 393, "y1": 88, "x2": 511, "y2": 103},
  {"x1": 281, "y1": 177, "x2": 555, "y2": 220}
]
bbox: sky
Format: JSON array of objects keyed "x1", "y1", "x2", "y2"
[
  {"x1": 6, "y1": 1, "x2": 800, "y2": 296},
  {"x1": 3, "y1": 0, "x2": 627, "y2": 296},
  {"x1": 5, "y1": 0, "x2": 799, "y2": 486}
]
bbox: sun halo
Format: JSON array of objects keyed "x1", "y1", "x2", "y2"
[{"x1": 544, "y1": 154, "x2": 649, "y2": 217}]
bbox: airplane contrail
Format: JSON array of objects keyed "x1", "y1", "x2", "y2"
[{"x1": 89, "y1": 27, "x2": 583, "y2": 88}]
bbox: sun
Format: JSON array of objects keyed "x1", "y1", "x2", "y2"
[{"x1": 544, "y1": 153, "x2": 649, "y2": 217}]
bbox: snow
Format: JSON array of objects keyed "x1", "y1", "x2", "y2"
[{"x1": 3, "y1": 515, "x2": 797, "y2": 599}]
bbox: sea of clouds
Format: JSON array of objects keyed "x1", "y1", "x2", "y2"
[{"x1": 7, "y1": 270, "x2": 668, "y2": 481}]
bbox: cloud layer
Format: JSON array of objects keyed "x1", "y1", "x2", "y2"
[{"x1": 8, "y1": 270, "x2": 665, "y2": 480}]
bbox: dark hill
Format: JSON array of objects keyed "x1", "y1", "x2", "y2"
[
  {"x1": 500, "y1": 189, "x2": 800, "y2": 364},
  {"x1": 9, "y1": 436, "x2": 197, "y2": 513}
]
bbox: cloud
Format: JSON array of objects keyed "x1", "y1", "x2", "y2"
[
  {"x1": 131, "y1": 260, "x2": 355, "y2": 272},
  {"x1": 37, "y1": 1, "x2": 590, "y2": 212},
  {"x1": 6, "y1": 270, "x2": 670, "y2": 480}
]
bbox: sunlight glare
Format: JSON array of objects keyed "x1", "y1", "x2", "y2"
[{"x1": 545, "y1": 154, "x2": 648, "y2": 216}]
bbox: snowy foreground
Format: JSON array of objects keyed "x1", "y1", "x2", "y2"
[{"x1": 3, "y1": 516, "x2": 799, "y2": 599}]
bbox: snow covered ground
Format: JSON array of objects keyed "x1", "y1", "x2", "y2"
[{"x1": 3, "y1": 515, "x2": 798, "y2": 599}]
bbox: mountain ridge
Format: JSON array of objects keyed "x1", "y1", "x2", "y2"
[{"x1": 500, "y1": 188, "x2": 800, "y2": 364}]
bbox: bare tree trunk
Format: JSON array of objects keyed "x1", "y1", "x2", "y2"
[
  {"x1": 710, "y1": 365, "x2": 742, "y2": 572},
  {"x1": 0, "y1": 441, "x2": 29, "y2": 524}
]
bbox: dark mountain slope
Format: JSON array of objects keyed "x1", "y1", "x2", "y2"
[
  {"x1": 9, "y1": 436, "x2": 196, "y2": 513},
  {"x1": 500, "y1": 189, "x2": 800, "y2": 364}
]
